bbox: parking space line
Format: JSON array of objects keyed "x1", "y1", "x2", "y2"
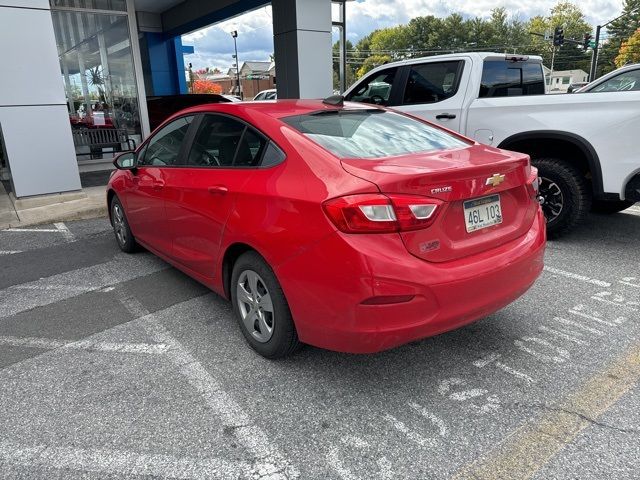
[
  {"x1": 0, "y1": 441, "x2": 253, "y2": 479},
  {"x1": 117, "y1": 294, "x2": 300, "y2": 479},
  {"x1": 54, "y1": 222, "x2": 75, "y2": 242},
  {"x1": 0, "y1": 251, "x2": 21, "y2": 255},
  {"x1": 451, "y1": 342, "x2": 640, "y2": 480},
  {"x1": 0, "y1": 254, "x2": 168, "y2": 319},
  {"x1": 543, "y1": 266, "x2": 611, "y2": 288},
  {"x1": 3, "y1": 228, "x2": 62, "y2": 233},
  {"x1": 568, "y1": 308, "x2": 618, "y2": 327},
  {"x1": 0, "y1": 335, "x2": 169, "y2": 354},
  {"x1": 591, "y1": 296, "x2": 639, "y2": 312}
]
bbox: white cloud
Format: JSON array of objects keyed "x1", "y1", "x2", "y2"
[{"x1": 182, "y1": 1, "x2": 624, "y2": 70}]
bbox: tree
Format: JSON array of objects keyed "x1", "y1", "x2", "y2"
[
  {"x1": 192, "y1": 79, "x2": 222, "y2": 94},
  {"x1": 599, "y1": 0, "x2": 640, "y2": 74},
  {"x1": 369, "y1": 25, "x2": 411, "y2": 59},
  {"x1": 616, "y1": 28, "x2": 640, "y2": 66},
  {"x1": 356, "y1": 55, "x2": 392, "y2": 78}
]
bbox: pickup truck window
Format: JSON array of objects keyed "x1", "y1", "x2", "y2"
[
  {"x1": 590, "y1": 69, "x2": 640, "y2": 92},
  {"x1": 345, "y1": 68, "x2": 398, "y2": 106},
  {"x1": 479, "y1": 60, "x2": 545, "y2": 98},
  {"x1": 402, "y1": 61, "x2": 463, "y2": 105}
]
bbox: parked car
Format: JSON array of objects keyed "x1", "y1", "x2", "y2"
[
  {"x1": 253, "y1": 89, "x2": 277, "y2": 100},
  {"x1": 107, "y1": 100, "x2": 545, "y2": 358},
  {"x1": 567, "y1": 82, "x2": 588, "y2": 93},
  {"x1": 575, "y1": 63, "x2": 640, "y2": 93},
  {"x1": 345, "y1": 53, "x2": 640, "y2": 237},
  {"x1": 146, "y1": 94, "x2": 231, "y2": 130}
]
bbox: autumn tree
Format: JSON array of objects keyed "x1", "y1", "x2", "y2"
[{"x1": 616, "y1": 28, "x2": 640, "y2": 66}]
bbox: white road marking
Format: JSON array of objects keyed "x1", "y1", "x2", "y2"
[
  {"x1": 473, "y1": 353, "x2": 536, "y2": 383},
  {"x1": 54, "y1": 222, "x2": 75, "y2": 241},
  {"x1": 569, "y1": 305, "x2": 622, "y2": 327},
  {"x1": 554, "y1": 316, "x2": 604, "y2": 336},
  {"x1": 0, "y1": 254, "x2": 168, "y2": 319},
  {"x1": 327, "y1": 436, "x2": 394, "y2": 480},
  {"x1": 543, "y1": 266, "x2": 611, "y2": 287},
  {"x1": 383, "y1": 414, "x2": 433, "y2": 447},
  {"x1": 620, "y1": 277, "x2": 640, "y2": 288},
  {"x1": 407, "y1": 402, "x2": 448, "y2": 437},
  {"x1": 4, "y1": 228, "x2": 62, "y2": 233},
  {"x1": 0, "y1": 250, "x2": 21, "y2": 255},
  {"x1": 0, "y1": 441, "x2": 253, "y2": 479},
  {"x1": 591, "y1": 296, "x2": 639, "y2": 312},
  {"x1": 514, "y1": 337, "x2": 570, "y2": 363},
  {"x1": 539, "y1": 325, "x2": 588, "y2": 345},
  {"x1": 0, "y1": 335, "x2": 169, "y2": 354},
  {"x1": 117, "y1": 294, "x2": 299, "y2": 479}
]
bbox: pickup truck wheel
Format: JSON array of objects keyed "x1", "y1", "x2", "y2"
[
  {"x1": 534, "y1": 158, "x2": 591, "y2": 239},
  {"x1": 591, "y1": 199, "x2": 635, "y2": 214}
]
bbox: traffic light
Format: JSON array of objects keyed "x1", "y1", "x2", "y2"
[
  {"x1": 583, "y1": 33, "x2": 593, "y2": 50},
  {"x1": 553, "y1": 26, "x2": 565, "y2": 46}
]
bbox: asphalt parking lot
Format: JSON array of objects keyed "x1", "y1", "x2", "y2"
[{"x1": 0, "y1": 206, "x2": 639, "y2": 479}]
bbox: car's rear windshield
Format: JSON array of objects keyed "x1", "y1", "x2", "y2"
[{"x1": 282, "y1": 110, "x2": 469, "y2": 159}]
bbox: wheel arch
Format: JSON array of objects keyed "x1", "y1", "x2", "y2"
[
  {"x1": 498, "y1": 131, "x2": 604, "y2": 198},
  {"x1": 221, "y1": 242, "x2": 265, "y2": 300},
  {"x1": 106, "y1": 188, "x2": 116, "y2": 224}
]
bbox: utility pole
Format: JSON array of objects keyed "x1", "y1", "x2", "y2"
[{"x1": 230, "y1": 30, "x2": 243, "y2": 100}]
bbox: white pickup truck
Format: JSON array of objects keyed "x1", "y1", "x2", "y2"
[{"x1": 344, "y1": 52, "x2": 640, "y2": 237}]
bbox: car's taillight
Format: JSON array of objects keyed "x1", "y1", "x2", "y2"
[
  {"x1": 323, "y1": 194, "x2": 441, "y2": 234},
  {"x1": 526, "y1": 166, "x2": 540, "y2": 199}
]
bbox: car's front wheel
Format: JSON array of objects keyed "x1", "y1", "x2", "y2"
[
  {"x1": 231, "y1": 251, "x2": 301, "y2": 358},
  {"x1": 110, "y1": 195, "x2": 138, "y2": 253},
  {"x1": 534, "y1": 158, "x2": 592, "y2": 239}
]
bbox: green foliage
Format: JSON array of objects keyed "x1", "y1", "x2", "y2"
[{"x1": 344, "y1": 3, "x2": 599, "y2": 79}]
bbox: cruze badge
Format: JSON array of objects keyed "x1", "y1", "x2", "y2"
[
  {"x1": 431, "y1": 186, "x2": 452, "y2": 194},
  {"x1": 485, "y1": 173, "x2": 505, "y2": 187}
]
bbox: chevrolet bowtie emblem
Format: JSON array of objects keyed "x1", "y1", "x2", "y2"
[{"x1": 485, "y1": 173, "x2": 505, "y2": 187}]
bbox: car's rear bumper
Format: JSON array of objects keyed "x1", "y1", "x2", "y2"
[{"x1": 276, "y1": 207, "x2": 546, "y2": 354}]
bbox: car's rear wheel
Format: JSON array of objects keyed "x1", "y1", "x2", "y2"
[
  {"x1": 534, "y1": 158, "x2": 591, "y2": 239},
  {"x1": 110, "y1": 196, "x2": 138, "y2": 253},
  {"x1": 591, "y1": 199, "x2": 635, "y2": 214},
  {"x1": 231, "y1": 251, "x2": 301, "y2": 358}
]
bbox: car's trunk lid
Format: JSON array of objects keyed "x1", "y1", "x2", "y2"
[{"x1": 340, "y1": 144, "x2": 538, "y2": 262}]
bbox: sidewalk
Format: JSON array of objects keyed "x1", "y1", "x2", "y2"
[{"x1": 0, "y1": 183, "x2": 107, "y2": 230}]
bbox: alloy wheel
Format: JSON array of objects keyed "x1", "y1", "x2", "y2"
[
  {"x1": 112, "y1": 203, "x2": 127, "y2": 246},
  {"x1": 538, "y1": 176, "x2": 564, "y2": 223},
  {"x1": 236, "y1": 270, "x2": 275, "y2": 343}
]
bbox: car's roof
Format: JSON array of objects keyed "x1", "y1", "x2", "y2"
[{"x1": 174, "y1": 99, "x2": 378, "y2": 120}]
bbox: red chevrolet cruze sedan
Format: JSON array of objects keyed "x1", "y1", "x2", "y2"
[{"x1": 107, "y1": 99, "x2": 545, "y2": 358}]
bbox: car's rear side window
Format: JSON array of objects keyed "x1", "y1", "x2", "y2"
[
  {"x1": 186, "y1": 114, "x2": 269, "y2": 167},
  {"x1": 479, "y1": 60, "x2": 545, "y2": 98},
  {"x1": 282, "y1": 110, "x2": 469, "y2": 159}
]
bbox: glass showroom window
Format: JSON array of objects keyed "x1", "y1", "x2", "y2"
[{"x1": 51, "y1": 4, "x2": 141, "y2": 161}]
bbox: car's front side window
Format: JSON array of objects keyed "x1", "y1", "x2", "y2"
[
  {"x1": 345, "y1": 68, "x2": 398, "y2": 106},
  {"x1": 186, "y1": 114, "x2": 268, "y2": 167},
  {"x1": 138, "y1": 116, "x2": 193, "y2": 166}
]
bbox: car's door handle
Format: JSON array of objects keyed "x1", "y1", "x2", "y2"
[
  {"x1": 208, "y1": 185, "x2": 228, "y2": 195},
  {"x1": 435, "y1": 113, "x2": 457, "y2": 120},
  {"x1": 152, "y1": 180, "x2": 165, "y2": 191}
]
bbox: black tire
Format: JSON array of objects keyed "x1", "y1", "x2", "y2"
[
  {"x1": 230, "y1": 251, "x2": 301, "y2": 358},
  {"x1": 110, "y1": 195, "x2": 138, "y2": 253},
  {"x1": 591, "y1": 199, "x2": 635, "y2": 214},
  {"x1": 534, "y1": 158, "x2": 592, "y2": 239}
]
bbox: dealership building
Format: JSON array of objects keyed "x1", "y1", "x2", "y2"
[{"x1": 0, "y1": 0, "x2": 342, "y2": 200}]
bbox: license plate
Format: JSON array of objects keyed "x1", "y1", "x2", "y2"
[{"x1": 463, "y1": 194, "x2": 503, "y2": 233}]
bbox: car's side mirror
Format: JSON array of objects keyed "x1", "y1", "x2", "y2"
[{"x1": 113, "y1": 151, "x2": 137, "y2": 170}]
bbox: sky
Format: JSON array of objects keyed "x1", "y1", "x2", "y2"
[{"x1": 182, "y1": 0, "x2": 624, "y2": 71}]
